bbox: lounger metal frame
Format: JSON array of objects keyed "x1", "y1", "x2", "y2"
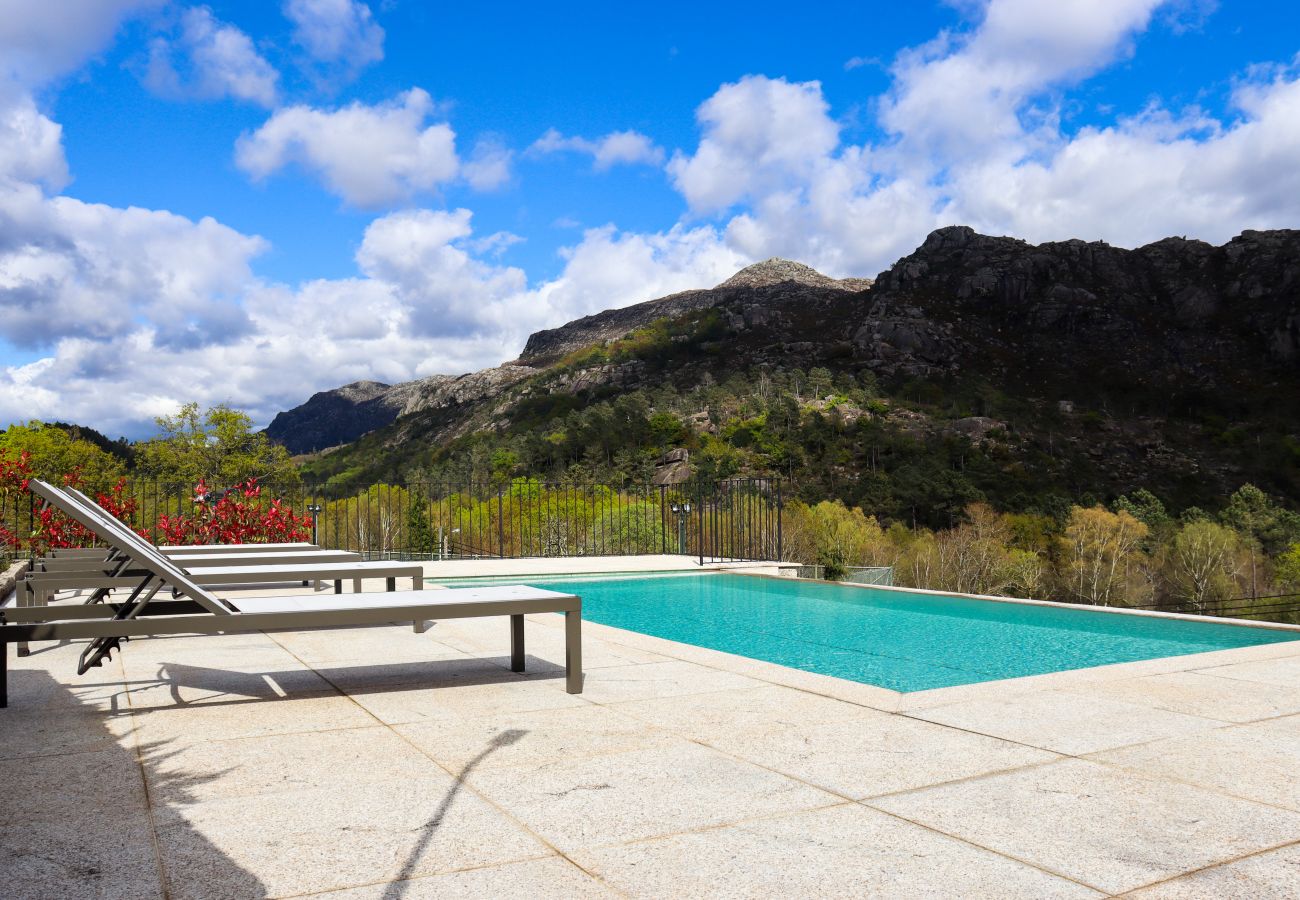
[
  {"x1": 17, "y1": 485, "x2": 422, "y2": 645},
  {"x1": 1, "y1": 589, "x2": 583, "y2": 708},
  {"x1": 0, "y1": 480, "x2": 583, "y2": 707}
]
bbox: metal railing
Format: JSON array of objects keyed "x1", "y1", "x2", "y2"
[
  {"x1": 1118, "y1": 592, "x2": 1300, "y2": 624},
  {"x1": 842, "y1": 566, "x2": 894, "y2": 586},
  {"x1": 3, "y1": 477, "x2": 784, "y2": 563}
]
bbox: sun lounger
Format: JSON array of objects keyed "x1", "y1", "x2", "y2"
[
  {"x1": 21, "y1": 481, "x2": 421, "y2": 599},
  {"x1": 27, "y1": 486, "x2": 360, "y2": 576},
  {"x1": 0, "y1": 484, "x2": 583, "y2": 707},
  {"x1": 15, "y1": 482, "x2": 424, "y2": 655}
]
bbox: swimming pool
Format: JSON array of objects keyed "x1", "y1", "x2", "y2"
[{"x1": 429, "y1": 572, "x2": 1300, "y2": 692}]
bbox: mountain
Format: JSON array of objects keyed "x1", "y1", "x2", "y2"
[
  {"x1": 266, "y1": 368, "x2": 537, "y2": 454},
  {"x1": 272, "y1": 229, "x2": 1300, "y2": 522},
  {"x1": 269, "y1": 260, "x2": 872, "y2": 453},
  {"x1": 518, "y1": 257, "x2": 871, "y2": 364}
]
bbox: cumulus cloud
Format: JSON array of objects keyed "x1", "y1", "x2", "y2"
[
  {"x1": 144, "y1": 6, "x2": 279, "y2": 107},
  {"x1": 461, "y1": 138, "x2": 513, "y2": 191},
  {"x1": 530, "y1": 128, "x2": 665, "y2": 171},
  {"x1": 879, "y1": 0, "x2": 1167, "y2": 165},
  {"x1": 235, "y1": 88, "x2": 459, "y2": 206},
  {"x1": 667, "y1": 76, "x2": 840, "y2": 214},
  {"x1": 944, "y1": 63, "x2": 1300, "y2": 243},
  {"x1": 0, "y1": 0, "x2": 163, "y2": 88},
  {"x1": 0, "y1": 90, "x2": 68, "y2": 191},
  {"x1": 0, "y1": 181, "x2": 266, "y2": 349},
  {"x1": 664, "y1": 0, "x2": 1300, "y2": 274},
  {"x1": 283, "y1": 0, "x2": 383, "y2": 74}
]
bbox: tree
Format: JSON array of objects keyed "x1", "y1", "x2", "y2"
[
  {"x1": 1112, "y1": 489, "x2": 1170, "y2": 531},
  {"x1": 136, "y1": 403, "x2": 298, "y2": 486},
  {"x1": 782, "y1": 500, "x2": 892, "y2": 579},
  {"x1": 406, "y1": 489, "x2": 435, "y2": 555},
  {"x1": 932, "y1": 503, "x2": 1016, "y2": 595},
  {"x1": 1220, "y1": 484, "x2": 1300, "y2": 598},
  {"x1": 0, "y1": 421, "x2": 126, "y2": 484},
  {"x1": 1277, "y1": 544, "x2": 1300, "y2": 591},
  {"x1": 1159, "y1": 520, "x2": 1247, "y2": 612},
  {"x1": 1058, "y1": 506, "x2": 1149, "y2": 606},
  {"x1": 323, "y1": 484, "x2": 410, "y2": 554}
]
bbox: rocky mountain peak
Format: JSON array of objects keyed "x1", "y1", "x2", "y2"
[
  {"x1": 331, "y1": 381, "x2": 392, "y2": 403},
  {"x1": 717, "y1": 258, "x2": 846, "y2": 290}
]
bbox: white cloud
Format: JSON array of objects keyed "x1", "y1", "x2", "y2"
[
  {"x1": 843, "y1": 56, "x2": 880, "y2": 72},
  {"x1": 0, "y1": 89, "x2": 68, "y2": 190},
  {"x1": 944, "y1": 64, "x2": 1300, "y2": 244},
  {"x1": 235, "y1": 88, "x2": 459, "y2": 207},
  {"x1": 355, "y1": 208, "x2": 526, "y2": 337},
  {"x1": 0, "y1": 0, "x2": 163, "y2": 88},
  {"x1": 880, "y1": 0, "x2": 1167, "y2": 166},
  {"x1": 144, "y1": 6, "x2": 280, "y2": 107},
  {"x1": 662, "y1": 0, "x2": 1300, "y2": 274},
  {"x1": 530, "y1": 128, "x2": 665, "y2": 171},
  {"x1": 461, "y1": 138, "x2": 513, "y2": 191},
  {"x1": 283, "y1": 0, "x2": 383, "y2": 72},
  {"x1": 667, "y1": 75, "x2": 840, "y2": 214},
  {"x1": 0, "y1": 180, "x2": 267, "y2": 349}
]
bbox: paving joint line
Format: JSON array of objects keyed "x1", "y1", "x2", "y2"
[
  {"x1": 117, "y1": 649, "x2": 174, "y2": 900},
  {"x1": 262, "y1": 628, "x2": 631, "y2": 899},
  {"x1": 1111, "y1": 834, "x2": 1300, "y2": 896}
]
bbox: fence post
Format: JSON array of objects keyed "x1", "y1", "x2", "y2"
[
  {"x1": 776, "y1": 480, "x2": 783, "y2": 562},
  {"x1": 497, "y1": 489, "x2": 505, "y2": 558},
  {"x1": 697, "y1": 480, "x2": 704, "y2": 567},
  {"x1": 659, "y1": 485, "x2": 667, "y2": 555}
]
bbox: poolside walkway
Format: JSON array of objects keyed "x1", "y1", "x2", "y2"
[{"x1": 6, "y1": 583, "x2": 1300, "y2": 897}]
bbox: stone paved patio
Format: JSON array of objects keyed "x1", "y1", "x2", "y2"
[{"x1": 5, "y1": 580, "x2": 1300, "y2": 898}]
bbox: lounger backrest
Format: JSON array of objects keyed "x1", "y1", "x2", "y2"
[{"x1": 30, "y1": 481, "x2": 233, "y2": 614}]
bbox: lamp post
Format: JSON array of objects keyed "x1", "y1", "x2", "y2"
[
  {"x1": 305, "y1": 503, "x2": 322, "y2": 545},
  {"x1": 670, "y1": 501, "x2": 691, "y2": 555},
  {"x1": 438, "y1": 526, "x2": 461, "y2": 560}
]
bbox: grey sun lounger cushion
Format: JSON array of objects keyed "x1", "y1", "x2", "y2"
[
  {"x1": 157, "y1": 542, "x2": 319, "y2": 554},
  {"x1": 22, "y1": 560, "x2": 426, "y2": 607},
  {"x1": 46, "y1": 542, "x2": 322, "y2": 557}
]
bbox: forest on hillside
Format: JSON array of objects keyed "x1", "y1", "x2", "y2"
[{"x1": 3, "y1": 398, "x2": 1299, "y2": 620}]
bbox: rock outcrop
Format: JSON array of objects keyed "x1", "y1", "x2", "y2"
[
  {"x1": 267, "y1": 367, "x2": 537, "y2": 454},
  {"x1": 518, "y1": 258, "x2": 870, "y2": 365},
  {"x1": 265, "y1": 381, "x2": 401, "y2": 454}
]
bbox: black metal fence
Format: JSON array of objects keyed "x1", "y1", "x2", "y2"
[
  {"x1": 1118, "y1": 592, "x2": 1300, "y2": 625},
  {"x1": 3, "y1": 477, "x2": 783, "y2": 563}
]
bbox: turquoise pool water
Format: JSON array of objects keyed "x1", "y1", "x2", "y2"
[{"x1": 429, "y1": 572, "x2": 1300, "y2": 692}]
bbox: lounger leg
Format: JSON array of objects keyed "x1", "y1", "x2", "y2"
[
  {"x1": 385, "y1": 577, "x2": 395, "y2": 592},
  {"x1": 353, "y1": 577, "x2": 362, "y2": 593},
  {"x1": 1, "y1": 639, "x2": 8, "y2": 708},
  {"x1": 510, "y1": 614, "x2": 524, "y2": 672},
  {"x1": 565, "y1": 610, "x2": 583, "y2": 694},
  {"x1": 334, "y1": 580, "x2": 342, "y2": 594}
]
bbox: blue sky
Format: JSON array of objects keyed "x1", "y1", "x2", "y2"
[{"x1": 2, "y1": 0, "x2": 1299, "y2": 437}]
